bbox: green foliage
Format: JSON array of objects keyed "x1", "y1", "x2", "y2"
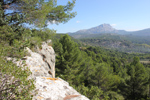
[
  {"x1": 0, "y1": 0, "x2": 77, "y2": 99},
  {"x1": 0, "y1": 49, "x2": 35, "y2": 99},
  {"x1": 54, "y1": 35, "x2": 125, "y2": 99},
  {"x1": 0, "y1": 0, "x2": 76, "y2": 27},
  {"x1": 53, "y1": 34, "x2": 150, "y2": 99},
  {"x1": 74, "y1": 84, "x2": 105, "y2": 100},
  {"x1": 0, "y1": 21, "x2": 55, "y2": 100},
  {"x1": 79, "y1": 34, "x2": 150, "y2": 53},
  {"x1": 120, "y1": 57, "x2": 149, "y2": 99},
  {"x1": 1, "y1": 0, "x2": 150, "y2": 99},
  {"x1": 0, "y1": 24, "x2": 56, "y2": 57},
  {"x1": 54, "y1": 34, "x2": 83, "y2": 85},
  {"x1": 0, "y1": 23, "x2": 56, "y2": 99},
  {"x1": 92, "y1": 63, "x2": 121, "y2": 90}
]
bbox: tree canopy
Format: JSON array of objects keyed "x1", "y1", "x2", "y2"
[{"x1": 0, "y1": 0, "x2": 76, "y2": 27}]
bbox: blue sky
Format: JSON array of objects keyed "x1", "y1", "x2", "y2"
[{"x1": 48, "y1": 0, "x2": 150, "y2": 33}]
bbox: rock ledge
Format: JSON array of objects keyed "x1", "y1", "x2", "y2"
[{"x1": 9, "y1": 40, "x2": 89, "y2": 100}]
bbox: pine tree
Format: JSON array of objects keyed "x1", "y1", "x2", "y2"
[
  {"x1": 0, "y1": 0, "x2": 76, "y2": 56},
  {"x1": 54, "y1": 34, "x2": 83, "y2": 85},
  {"x1": 0, "y1": 0, "x2": 76, "y2": 27},
  {"x1": 91, "y1": 63, "x2": 120, "y2": 90},
  {"x1": 123, "y1": 57, "x2": 149, "y2": 99}
]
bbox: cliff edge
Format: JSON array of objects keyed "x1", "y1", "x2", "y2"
[{"x1": 11, "y1": 40, "x2": 89, "y2": 100}]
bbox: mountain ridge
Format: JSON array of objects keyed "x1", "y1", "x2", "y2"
[{"x1": 68, "y1": 24, "x2": 150, "y2": 37}]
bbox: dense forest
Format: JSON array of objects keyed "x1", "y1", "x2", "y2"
[
  {"x1": 78, "y1": 34, "x2": 150, "y2": 53},
  {"x1": 53, "y1": 34, "x2": 150, "y2": 100}
]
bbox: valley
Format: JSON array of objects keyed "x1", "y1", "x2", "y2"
[{"x1": 68, "y1": 24, "x2": 150, "y2": 53}]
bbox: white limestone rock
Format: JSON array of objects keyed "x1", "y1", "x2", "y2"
[
  {"x1": 32, "y1": 77, "x2": 89, "y2": 100},
  {"x1": 26, "y1": 47, "x2": 52, "y2": 79},
  {"x1": 38, "y1": 41, "x2": 55, "y2": 78},
  {"x1": 7, "y1": 40, "x2": 89, "y2": 100}
]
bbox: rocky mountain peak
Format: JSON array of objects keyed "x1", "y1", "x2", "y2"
[
  {"x1": 99, "y1": 23, "x2": 112, "y2": 27},
  {"x1": 73, "y1": 24, "x2": 117, "y2": 34},
  {"x1": 93, "y1": 24, "x2": 116, "y2": 32}
]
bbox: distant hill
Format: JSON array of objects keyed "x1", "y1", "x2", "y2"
[
  {"x1": 130, "y1": 28, "x2": 150, "y2": 36},
  {"x1": 68, "y1": 24, "x2": 150, "y2": 38}
]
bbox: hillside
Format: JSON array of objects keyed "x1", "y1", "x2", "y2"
[
  {"x1": 53, "y1": 34, "x2": 150, "y2": 99},
  {"x1": 78, "y1": 34, "x2": 150, "y2": 53},
  {"x1": 68, "y1": 24, "x2": 150, "y2": 53},
  {"x1": 130, "y1": 28, "x2": 150, "y2": 36}
]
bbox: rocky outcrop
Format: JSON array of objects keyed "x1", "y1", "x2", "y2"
[
  {"x1": 26, "y1": 47, "x2": 53, "y2": 79},
  {"x1": 36, "y1": 40, "x2": 55, "y2": 78},
  {"x1": 9, "y1": 40, "x2": 89, "y2": 100}
]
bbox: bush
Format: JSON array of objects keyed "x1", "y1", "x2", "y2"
[{"x1": 0, "y1": 55, "x2": 35, "y2": 99}]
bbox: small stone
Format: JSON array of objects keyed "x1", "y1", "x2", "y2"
[
  {"x1": 34, "y1": 72, "x2": 41, "y2": 77},
  {"x1": 46, "y1": 98, "x2": 51, "y2": 100},
  {"x1": 63, "y1": 86, "x2": 68, "y2": 89},
  {"x1": 43, "y1": 86, "x2": 47, "y2": 89}
]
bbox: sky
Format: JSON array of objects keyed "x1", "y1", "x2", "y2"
[{"x1": 48, "y1": 0, "x2": 150, "y2": 33}]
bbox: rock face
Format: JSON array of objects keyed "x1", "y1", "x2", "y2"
[
  {"x1": 26, "y1": 47, "x2": 53, "y2": 79},
  {"x1": 40, "y1": 42, "x2": 55, "y2": 78},
  {"x1": 10, "y1": 40, "x2": 89, "y2": 100},
  {"x1": 36, "y1": 40, "x2": 55, "y2": 78}
]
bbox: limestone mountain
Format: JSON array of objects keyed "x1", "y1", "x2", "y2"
[
  {"x1": 69, "y1": 24, "x2": 127, "y2": 35},
  {"x1": 68, "y1": 24, "x2": 150, "y2": 39}
]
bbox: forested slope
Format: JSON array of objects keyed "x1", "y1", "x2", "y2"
[
  {"x1": 79, "y1": 34, "x2": 150, "y2": 53},
  {"x1": 53, "y1": 34, "x2": 150, "y2": 100}
]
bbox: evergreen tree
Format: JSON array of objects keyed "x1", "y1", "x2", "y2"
[
  {"x1": 54, "y1": 34, "x2": 83, "y2": 85},
  {"x1": 80, "y1": 55, "x2": 94, "y2": 86},
  {"x1": 92, "y1": 63, "x2": 121, "y2": 91},
  {"x1": 0, "y1": 0, "x2": 76, "y2": 57},
  {"x1": 0, "y1": 0, "x2": 76, "y2": 27},
  {"x1": 122, "y1": 57, "x2": 149, "y2": 99}
]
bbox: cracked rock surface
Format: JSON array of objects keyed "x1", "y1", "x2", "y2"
[{"x1": 32, "y1": 77, "x2": 89, "y2": 100}]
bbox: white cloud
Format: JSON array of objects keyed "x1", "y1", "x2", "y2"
[
  {"x1": 111, "y1": 24, "x2": 117, "y2": 27},
  {"x1": 76, "y1": 21, "x2": 81, "y2": 23}
]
